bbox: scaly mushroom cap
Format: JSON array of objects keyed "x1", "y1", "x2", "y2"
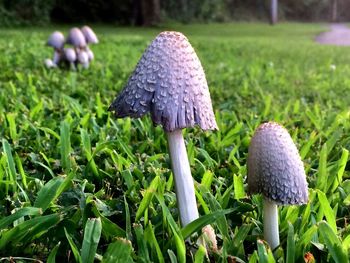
[
  {"x1": 81, "y1": 26, "x2": 99, "y2": 44},
  {"x1": 247, "y1": 122, "x2": 308, "y2": 205},
  {"x1": 66, "y1": 28, "x2": 86, "y2": 48},
  {"x1": 109, "y1": 31, "x2": 217, "y2": 132},
  {"x1": 64, "y1": 48, "x2": 77, "y2": 63},
  {"x1": 47, "y1": 31, "x2": 65, "y2": 49}
]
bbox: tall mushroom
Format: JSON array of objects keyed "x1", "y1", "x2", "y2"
[
  {"x1": 247, "y1": 122, "x2": 308, "y2": 250},
  {"x1": 66, "y1": 27, "x2": 87, "y2": 51},
  {"x1": 81, "y1": 25, "x2": 99, "y2": 44},
  {"x1": 47, "y1": 31, "x2": 65, "y2": 65},
  {"x1": 81, "y1": 26, "x2": 98, "y2": 62},
  {"x1": 109, "y1": 31, "x2": 218, "y2": 227}
]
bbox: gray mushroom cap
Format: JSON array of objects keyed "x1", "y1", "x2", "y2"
[
  {"x1": 108, "y1": 31, "x2": 218, "y2": 132},
  {"x1": 81, "y1": 26, "x2": 99, "y2": 44},
  {"x1": 64, "y1": 48, "x2": 77, "y2": 63},
  {"x1": 66, "y1": 28, "x2": 86, "y2": 48},
  {"x1": 47, "y1": 31, "x2": 65, "y2": 49},
  {"x1": 247, "y1": 122, "x2": 308, "y2": 205}
]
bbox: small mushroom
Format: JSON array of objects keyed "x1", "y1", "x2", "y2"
[
  {"x1": 47, "y1": 31, "x2": 65, "y2": 50},
  {"x1": 47, "y1": 31, "x2": 65, "y2": 65},
  {"x1": 66, "y1": 27, "x2": 86, "y2": 51},
  {"x1": 64, "y1": 48, "x2": 77, "y2": 70},
  {"x1": 109, "y1": 31, "x2": 217, "y2": 227},
  {"x1": 77, "y1": 50, "x2": 89, "y2": 69},
  {"x1": 44, "y1": 58, "x2": 57, "y2": 68},
  {"x1": 86, "y1": 47, "x2": 94, "y2": 62},
  {"x1": 247, "y1": 121, "x2": 308, "y2": 250},
  {"x1": 81, "y1": 25, "x2": 99, "y2": 44}
]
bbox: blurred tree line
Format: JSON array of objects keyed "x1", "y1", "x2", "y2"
[{"x1": 0, "y1": 0, "x2": 348, "y2": 26}]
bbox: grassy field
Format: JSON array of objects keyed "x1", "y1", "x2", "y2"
[{"x1": 0, "y1": 22, "x2": 350, "y2": 262}]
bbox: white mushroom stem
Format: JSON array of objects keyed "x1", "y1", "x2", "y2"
[
  {"x1": 166, "y1": 129, "x2": 199, "y2": 226},
  {"x1": 263, "y1": 198, "x2": 280, "y2": 250}
]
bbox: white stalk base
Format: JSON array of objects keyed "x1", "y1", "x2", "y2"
[
  {"x1": 263, "y1": 198, "x2": 279, "y2": 250},
  {"x1": 167, "y1": 129, "x2": 199, "y2": 226}
]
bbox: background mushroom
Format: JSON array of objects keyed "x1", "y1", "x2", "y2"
[
  {"x1": 81, "y1": 25, "x2": 99, "y2": 44},
  {"x1": 63, "y1": 48, "x2": 77, "y2": 69},
  {"x1": 66, "y1": 27, "x2": 86, "y2": 52},
  {"x1": 247, "y1": 121, "x2": 308, "y2": 250},
  {"x1": 81, "y1": 26, "x2": 98, "y2": 63},
  {"x1": 47, "y1": 31, "x2": 65, "y2": 66},
  {"x1": 77, "y1": 50, "x2": 89, "y2": 69},
  {"x1": 109, "y1": 31, "x2": 218, "y2": 227}
]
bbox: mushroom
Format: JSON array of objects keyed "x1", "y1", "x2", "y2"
[
  {"x1": 63, "y1": 48, "x2": 77, "y2": 70},
  {"x1": 66, "y1": 27, "x2": 87, "y2": 51},
  {"x1": 81, "y1": 25, "x2": 99, "y2": 44},
  {"x1": 81, "y1": 26, "x2": 98, "y2": 63},
  {"x1": 47, "y1": 31, "x2": 65, "y2": 66},
  {"x1": 86, "y1": 47, "x2": 94, "y2": 62},
  {"x1": 44, "y1": 58, "x2": 57, "y2": 68},
  {"x1": 77, "y1": 50, "x2": 89, "y2": 69},
  {"x1": 108, "y1": 31, "x2": 218, "y2": 227},
  {"x1": 247, "y1": 121, "x2": 308, "y2": 250}
]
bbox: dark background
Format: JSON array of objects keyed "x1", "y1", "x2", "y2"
[{"x1": 0, "y1": 0, "x2": 346, "y2": 26}]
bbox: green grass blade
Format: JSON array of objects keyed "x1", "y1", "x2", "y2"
[
  {"x1": 134, "y1": 223, "x2": 150, "y2": 262},
  {"x1": 318, "y1": 221, "x2": 348, "y2": 263},
  {"x1": 0, "y1": 214, "x2": 61, "y2": 250},
  {"x1": 60, "y1": 120, "x2": 71, "y2": 172},
  {"x1": 14, "y1": 153, "x2": 27, "y2": 188},
  {"x1": 0, "y1": 207, "x2": 42, "y2": 230},
  {"x1": 124, "y1": 196, "x2": 132, "y2": 241},
  {"x1": 144, "y1": 223, "x2": 164, "y2": 263},
  {"x1": 102, "y1": 238, "x2": 134, "y2": 263},
  {"x1": 257, "y1": 240, "x2": 275, "y2": 263},
  {"x1": 64, "y1": 227, "x2": 83, "y2": 263},
  {"x1": 80, "y1": 128, "x2": 99, "y2": 176},
  {"x1": 6, "y1": 113, "x2": 17, "y2": 142},
  {"x1": 34, "y1": 176, "x2": 64, "y2": 211},
  {"x1": 316, "y1": 144, "x2": 327, "y2": 192},
  {"x1": 233, "y1": 174, "x2": 245, "y2": 199},
  {"x1": 194, "y1": 245, "x2": 207, "y2": 263},
  {"x1": 136, "y1": 175, "x2": 160, "y2": 221},
  {"x1": 167, "y1": 250, "x2": 178, "y2": 263},
  {"x1": 81, "y1": 218, "x2": 102, "y2": 263},
  {"x1": 317, "y1": 190, "x2": 337, "y2": 233},
  {"x1": 286, "y1": 222, "x2": 295, "y2": 263},
  {"x1": 181, "y1": 208, "x2": 235, "y2": 240},
  {"x1": 47, "y1": 242, "x2": 61, "y2": 263},
  {"x1": 2, "y1": 138, "x2": 17, "y2": 193},
  {"x1": 156, "y1": 194, "x2": 185, "y2": 263}
]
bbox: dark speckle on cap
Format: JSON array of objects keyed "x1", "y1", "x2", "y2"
[
  {"x1": 108, "y1": 31, "x2": 218, "y2": 132},
  {"x1": 247, "y1": 122, "x2": 308, "y2": 205}
]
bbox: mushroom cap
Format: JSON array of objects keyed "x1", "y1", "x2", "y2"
[
  {"x1": 47, "y1": 31, "x2": 65, "y2": 49},
  {"x1": 66, "y1": 27, "x2": 86, "y2": 48},
  {"x1": 247, "y1": 122, "x2": 308, "y2": 205},
  {"x1": 109, "y1": 31, "x2": 217, "y2": 132},
  {"x1": 86, "y1": 48, "x2": 94, "y2": 62},
  {"x1": 77, "y1": 50, "x2": 89, "y2": 64},
  {"x1": 81, "y1": 26, "x2": 99, "y2": 44},
  {"x1": 64, "y1": 48, "x2": 77, "y2": 63},
  {"x1": 44, "y1": 58, "x2": 57, "y2": 68}
]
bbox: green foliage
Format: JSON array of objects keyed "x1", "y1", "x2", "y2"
[{"x1": 0, "y1": 23, "x2": 350, "y2": 262}]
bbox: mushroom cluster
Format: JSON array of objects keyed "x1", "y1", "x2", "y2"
[{"x1": 44, "y1": 26, "x2": 98, "y2": 70}]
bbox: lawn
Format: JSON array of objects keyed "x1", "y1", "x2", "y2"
[{"x1": 0, "y1": 22, "x2": 350, "y2": 262}]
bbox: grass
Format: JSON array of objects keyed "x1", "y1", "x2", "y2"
[{"x1": 0, "y1": 22, "x2": 350, "y2": 262}]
